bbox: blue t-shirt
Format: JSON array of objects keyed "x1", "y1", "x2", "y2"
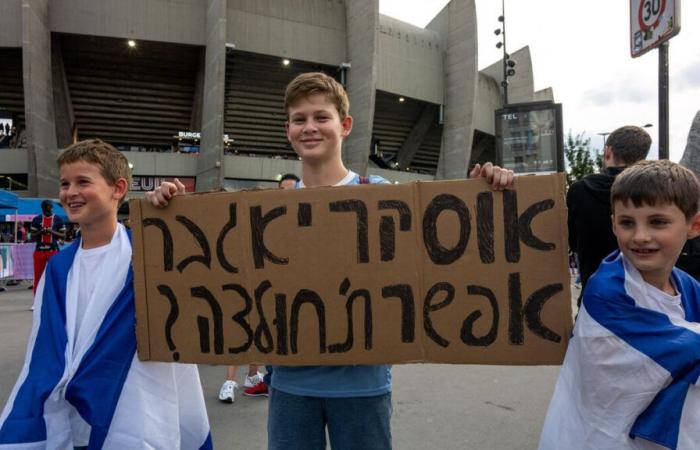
[
  {"x1": 271, "y1": 171, "x2": 393, "y2": 397},
  {"x1": 30, "y1": 214, "x2": 65, "y2": 251}
]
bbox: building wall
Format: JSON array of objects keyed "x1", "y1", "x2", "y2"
[
  {"x1": 227, "y1": 0, "x2": 346, "y2": 66},
  {"x1": 376, "y1": 16, "x2": 443, "y2": 104},
  {"x1": 50, "y1": 0, "x2": 206, "y2": 45},
  {"x1": 474, "y1": 73, "x2": 502, "y2": 134},
  {"x1": 0, "y1": 0, "x2": 22, "y2": 47}
]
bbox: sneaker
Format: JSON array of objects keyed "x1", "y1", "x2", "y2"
[
  {"x1": 243, "y1": 381, "x2": 269, "y2": 397},
  {"x1": 218, "y1": 380, "x2": 237, "y2": 403},
  {"x1": 244, "y1": 372, "x2": 264, "y2": 388}
]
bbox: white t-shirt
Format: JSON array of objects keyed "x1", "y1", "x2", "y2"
[{"x1": 73, "y1": 244, "x2": 112, "y2": 338}]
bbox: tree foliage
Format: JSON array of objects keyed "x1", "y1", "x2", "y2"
[{"x1": 564, "y1": 131, "x2": 599, "y2": 186}]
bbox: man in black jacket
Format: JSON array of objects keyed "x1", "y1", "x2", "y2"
[{"x1": 568, "y1": 125, "x2": 651, "y2": 304}]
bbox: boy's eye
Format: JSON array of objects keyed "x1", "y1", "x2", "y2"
[
  {"x1": 650, "y1": 218, "x2": 669, "y2": 226},
  {"x1": 617, "y1": 219, "x2": 634, "y2": 227}
]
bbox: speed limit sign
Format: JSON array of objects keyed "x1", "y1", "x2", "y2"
[{"x1": 630, "y1": 0, "x2": 681, "y2": 57}]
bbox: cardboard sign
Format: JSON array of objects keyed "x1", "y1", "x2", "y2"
[{"x1": 130, "y1": 174, "x2": 572, "y2": 366}]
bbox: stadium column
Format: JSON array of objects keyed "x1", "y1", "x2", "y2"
[
  {"x1": 197, "y1": 0, "x2": 227, "y2": 192},
  {"x1": 22, "y1": 0, "x2": 59, "y2": 197},
  {"x1": 342, "y1": 0, "x2": 379, "y2": 177},
  {"x1": 435, "y1": 0, "x2": 478, "y2": 180}
]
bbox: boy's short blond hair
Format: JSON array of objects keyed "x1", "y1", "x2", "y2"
[
  {"x1": 57, "y1": 139, "x2": 131, "y2": 202},
  {"x1": 611, "y1": 160, "x2": 700, "y2": 219},
  {"x1": 284, "y1": 72, "x2": 349, "y2": 120}
]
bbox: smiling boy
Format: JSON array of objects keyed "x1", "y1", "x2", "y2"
[
  {"x1": 0, "y1": 139, "x2": 211, "y2": 449},
  {"x1": 149, "y1": 72, "x2": 513, "y2": 449},
  {"x1": 539, "y1": 160, "x2": 700, "y2": 450}
]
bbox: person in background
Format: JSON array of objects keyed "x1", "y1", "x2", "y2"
[
  {"x1": 567, "y1": 125, "x2": 651, "y2": 304},
  {"x1": 30, "y1": 199, "x2": 66, "y2": 294}
]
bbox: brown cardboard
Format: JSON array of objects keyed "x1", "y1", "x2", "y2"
[{"x1": 130, "y1": 173, "x2": 572, "y2": 366}]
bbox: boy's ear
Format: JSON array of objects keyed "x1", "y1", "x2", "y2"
[
  {"x1": 687, "y1": 212, "x2": 700, "y2": 239},
  {"x1": 340, "y1": 115, "x2": 353, "y2": 138},
  {"x1": 112, "y1": 178, "x2": 129, "y2": 201}
]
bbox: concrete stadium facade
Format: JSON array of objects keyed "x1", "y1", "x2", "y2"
[{"x1": 0, "y1": 0, "x2": 553, "y2": 197}]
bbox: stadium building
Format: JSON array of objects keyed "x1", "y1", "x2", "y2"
[{"x1": 0, "y1": 0, "x2": 554, "y2": 197}]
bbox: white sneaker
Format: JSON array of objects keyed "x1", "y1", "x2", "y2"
[
  {"x1": 244, "y1": 372, "x2": 264, "y2": 388},
  {"x1": 218, "y1": 380, "x2": 237, "y2": 403}
]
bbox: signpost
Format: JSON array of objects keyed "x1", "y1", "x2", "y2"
[{"x1": 630, "y1": 0, "x2": 681, "y2": 159}]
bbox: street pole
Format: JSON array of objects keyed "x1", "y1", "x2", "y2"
[
  {"x1": 658, "y1": 41, "x2": 669, "y2": 159},
  {"x1": 501, "y1": 0, "x2": 508, "y2": 105}
]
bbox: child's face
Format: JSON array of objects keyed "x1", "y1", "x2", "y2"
[
  {"x1": 612, "y1": 200, "x2": 700, "y2": 288},
  {"x1": 59, "y1": 161, "x2": 126, "y2": 228},
  {"x1": 285, "y1": 94, "x2": 352, "y2": 165}
]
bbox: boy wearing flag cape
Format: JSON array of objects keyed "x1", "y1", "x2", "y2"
[
  {"x1": 0, "y1": 139, "x2": 212, "y2": 449},
  {"x1": 539, "y1": 160, "x2": 700, "y2": 450}
]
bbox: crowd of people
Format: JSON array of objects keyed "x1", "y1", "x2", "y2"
[{"x1": 0, "y1": 72, "x2": 698, "y2": 449}]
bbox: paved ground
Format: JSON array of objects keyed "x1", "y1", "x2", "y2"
[{"x1": 0, "y1": 281, "x2": 580, "y2": 449}]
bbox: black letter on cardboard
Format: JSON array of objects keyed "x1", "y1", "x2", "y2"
[
  {"x1": 330, "y1": 200, "x2": 369, "y2": 263},
  {"x1": 222, "y1": 283, "x2": 253, "y2": 354},
  {"x1": 461, "y1": 285, "x2": 499, "y2": 346},
  {"x1": 508, "y1": 273, "x2": 563, "y2": 344},
  {"x1": 382, "y1": 284, "x2": 415, "y2": 343},
  {"x1": 329, "y1": 278, "x2": 373, "y2": 353},
  {"x1": 378, "y1": 200, "x2": 412, "y2": 262},
  {"x1": 254, "y1": 281, "x2": 275, "y2": 354},
  {"x1": 476, "y1": 192, "x2": 495, "y2": 264},
  {"x1": 143, "y1": 218, "x2": 173, "y2": 271},
  {"x1": 157, "y1": 284, "x2": 180, "y2": 361},
  {"x1": 423, "y1": 194, "x2": 470, "y2": 265},
  {"x1": 290, "y1": 289, "x2": 327, "y2": 354},
  {"x1": 423, "y1": 282, "x2": 455, "y2": 347},
  {"x1": 250, "y1": 206, "x2": 289, "y2": 269},
  {"x1": 216, "y1": 203, "x2": 239, "y2": 273},
  {"x1": 176, "y1": 215, "x2": 211, "y2": 272},
  {"x1": 191, "y1": 286, "x2": 224, "y2": 354}
]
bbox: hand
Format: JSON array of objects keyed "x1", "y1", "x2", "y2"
[
  {"x1": 145, "y1": 178, "x2": 186, "y2": 207},
  {"x1": 469, "y1": 162, "x2": 515, "y2": 191}
]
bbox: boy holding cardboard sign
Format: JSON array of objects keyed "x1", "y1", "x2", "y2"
[
  {"x1": 148, "y1": 72, "x2": 513, "y2": 449},
  {"x1": 0, "y1": 140, "x2": 212, "y2": 449},
  {"x1": 539, "y1": 160, "x2": 700, "y2": 450}
]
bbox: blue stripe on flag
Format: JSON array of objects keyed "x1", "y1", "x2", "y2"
[{"x1": 0, "y1": 241, "x2": 79, "y2": 444}]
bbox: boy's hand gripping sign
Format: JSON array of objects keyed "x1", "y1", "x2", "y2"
[{"x1": 131, "y1": 174, "x2": 572, "y2": 366}]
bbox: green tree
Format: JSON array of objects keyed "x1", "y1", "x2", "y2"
[{"x1": 564, "y1": 131, "x2": 598, "y2": 186}]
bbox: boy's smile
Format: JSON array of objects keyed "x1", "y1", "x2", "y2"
[
  {"x1": 612, "y1": 201, "x2": 700, "y2": 292},
  {"x1": 285, "y1": 93, "x2": 352, "y2": 164}
]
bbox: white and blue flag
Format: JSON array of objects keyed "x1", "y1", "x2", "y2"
[
  {"x1": 540, "y1": 251, "x2": 700, "y2": 450},
  {"x1": 0, "y1": 224, "x2": 212, "y2": 449}
]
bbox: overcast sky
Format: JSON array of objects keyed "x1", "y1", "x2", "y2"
[{"x1": 379, "y1": 0, "x2": 699, "y2": 162}]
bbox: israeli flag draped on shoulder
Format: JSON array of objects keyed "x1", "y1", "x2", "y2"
[
  {"x1": 0, "y1": 224, "x2": 212, "y2": 449},
  {"x1": 539, "y1": 251, "x2": 700, "y2": 450}
]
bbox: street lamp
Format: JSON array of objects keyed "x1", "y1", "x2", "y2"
[{"x1": 494, "y1": 0, "x2": 516, "y2": 104}]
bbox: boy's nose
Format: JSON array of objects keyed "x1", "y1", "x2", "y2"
[{"x1": 632, "y1": 227, "x2": 651, "y2": 243}]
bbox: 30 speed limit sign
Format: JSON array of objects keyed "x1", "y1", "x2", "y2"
[{"x1": 630, "y1": 0, "x2": 681, "y2": 57}]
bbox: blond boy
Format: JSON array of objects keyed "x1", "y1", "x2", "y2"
[
  {"x1": 0, "y1": 139, "x2": 211, "y2": 449},
  {"x1": 540, "y1": 160, "x2": 700, "y2": 449},
  {"x1": 149, "y1": 72, "x2": 513, "y2": 449}
]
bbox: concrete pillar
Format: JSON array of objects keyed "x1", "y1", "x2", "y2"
[
  {"x1": 342, "y1": 0, "x2": 379, "y2": 176},
  {"x1": 397, "y1": 104, "x2": 437, "y2": 169},
  {"x1": 22, "y1": 0, "x2": 59, "y2": 197},
  {"x1": 51, "y1": 36, "x2": 74, "y2": 149},
  {"x1": 190, "y1": 48, "x2": 205, "y2": 132},
  {"x1": 436, "y1": 0, "x2": 478, "y2": 180},
  {"x1": 196, "y1": 0, "x2": 227, "y2": 192}
]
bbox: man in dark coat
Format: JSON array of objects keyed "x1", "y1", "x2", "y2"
[{"x1": 568, "y1": 125, "x2": 651, "y2": 304}]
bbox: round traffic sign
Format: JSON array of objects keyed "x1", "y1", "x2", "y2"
[{"x1": 638, "y1": 0, "x2": 667, "y2": 31}]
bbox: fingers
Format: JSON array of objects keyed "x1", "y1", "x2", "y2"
[
  {"x1": 145, "y1": 181, "x2": 178, "y2": 208},
  {"x1": 469, "y1": 163, "x2": 482, "y2": 179},
  {"x1": 174, "y1": 178, "x2": 186, "y2": 195},
  {"x1": 472, "y1": 162, "x2": 515, "y2": 191}
]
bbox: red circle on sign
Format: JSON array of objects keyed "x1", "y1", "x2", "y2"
[{"x1": 638, "y1": 0, "x2": 667, "y2": 31}]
